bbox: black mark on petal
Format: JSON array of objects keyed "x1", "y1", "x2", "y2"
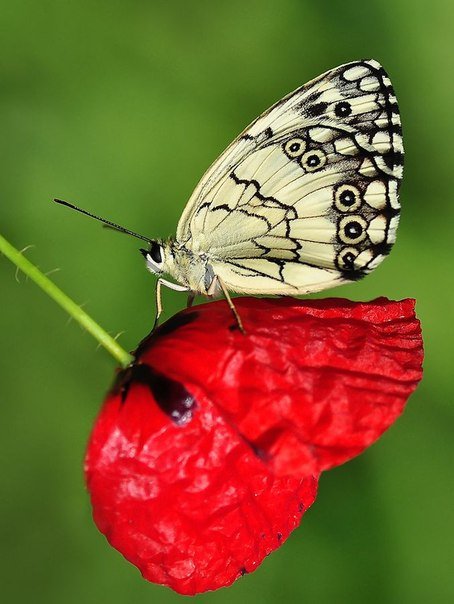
[
  {"x1": 242, "y1": 436, "x2": 269, "y2": 461},
  {"x1": 152, "y1": 311, "x2": 199, "y2": 339},
  {"x1": 121, "y1": 364, "x2": 197, "y2": 425},
  {"x1": 133, "y1": 311, "x2": 199, "y2": 358}
]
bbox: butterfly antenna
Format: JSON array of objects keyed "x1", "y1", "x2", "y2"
[{"x1": 53, "y1": 198, "x2": 154, "y2": 244}]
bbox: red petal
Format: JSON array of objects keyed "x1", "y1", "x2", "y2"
[
  {"x1": 136, "y1": 297, "x2": 423, "y2": 476},
  {"x1": 85, "y1": 297, "x2": 423, "y2": 594},
  {"x1": 86, "y1": 381, "x2": 317, "y2": 594}
]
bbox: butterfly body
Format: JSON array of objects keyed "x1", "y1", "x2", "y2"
[
  {"x1": 144, "y1": 239, "x2": 219, "y2": 296},
  {"x1": 143, "y1": 59, "x2": 403, "y2": 306}
]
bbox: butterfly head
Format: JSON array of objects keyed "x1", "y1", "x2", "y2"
[{"x1": 140, "y1": 241, "x2": 165, "y2": 275}]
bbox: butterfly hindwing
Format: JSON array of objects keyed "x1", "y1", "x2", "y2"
[{"x1": 176, "y1": 60, "x2": 403, "y2": 295}]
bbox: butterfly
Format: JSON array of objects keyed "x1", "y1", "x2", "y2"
[{"x1": 55, "y1": 59, "x2": 403, "y2": 332}]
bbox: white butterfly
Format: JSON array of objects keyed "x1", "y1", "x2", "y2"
[{"x1": 56, "y1": 59, "x2": 403, "y2": 331}]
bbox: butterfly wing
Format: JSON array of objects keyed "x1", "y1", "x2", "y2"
[{"x1": 176, "y1": 60, "x2": 403, "y2": 294}]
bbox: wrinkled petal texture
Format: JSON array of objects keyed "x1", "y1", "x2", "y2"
[{"x1": 85, "y1": 297, "x2": 423, "y2": 595}]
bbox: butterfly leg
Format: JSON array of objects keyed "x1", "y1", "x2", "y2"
[
  {"x1": 152, "y1": 278, "x2": 163, "y2": 331},
  {"x1": 186, "y1": 292, "x2": 196, "y2": 309},
  {"x1": 153, "y1": 277, "x2": 191, "y2": 331},
  {"x1": 214, "y1": 276, "x2": 245, "y2": 334}
]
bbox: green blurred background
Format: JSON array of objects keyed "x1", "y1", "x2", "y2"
[{"x1": 1, "y1": 1, "x2": 453, "y2": 602}]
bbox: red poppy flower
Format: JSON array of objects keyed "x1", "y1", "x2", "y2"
[{"x1": 85, "y1": 297, "x2": 423, "y2": 595}]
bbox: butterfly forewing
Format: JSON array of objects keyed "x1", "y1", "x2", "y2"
[{"x1": 176, "y1": 60, "x2": 403, "y2": 295}]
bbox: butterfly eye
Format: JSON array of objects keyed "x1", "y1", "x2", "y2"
[
  {"x1": 284, "y1": 137, "x2": 306, "y2": 158},
  {"x1": 300, "y1": 150, "x2": 326, "y2": 172},
  {"x1": 149, "y1": 241, "x2": 163, "y2": 264},
  {"x1": 334, "y1": 184, "x2": 362, "y2": 212},
  {"x1": 334, "y1": 101, "x2": 352, "y2": 117},
  {"x1": 141, "y1": 241, "x2": 164, "y2": 273},
  {"x1": 338, "y1": 216, "x2": 368, "y2": 244},
  {"x1": 337, "y1": 246, "x2": 360, "y2": 270}
]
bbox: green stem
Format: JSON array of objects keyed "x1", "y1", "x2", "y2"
[{"x1": 0, "y1": 233, "x2": 133, "y2": 368}]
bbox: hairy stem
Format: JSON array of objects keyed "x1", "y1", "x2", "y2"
[{"x1": 0, "y1": 233, "x2": 133, "y2": 367}]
